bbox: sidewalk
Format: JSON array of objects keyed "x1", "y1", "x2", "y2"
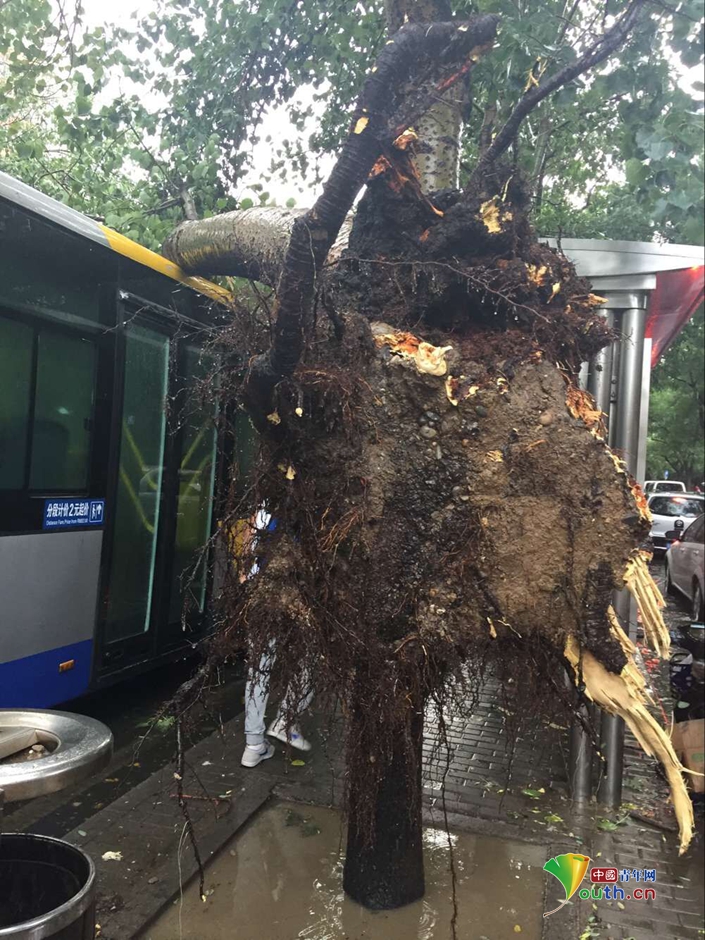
[{"x1": 41, "y1": 667, "x2": 703, "y2": 939}]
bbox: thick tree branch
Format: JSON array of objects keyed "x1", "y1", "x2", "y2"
[
  {"x1": 241, "y1": 15, "x2": 499, "y2": 429},
  {"x1": 163, "y1": 206, "x2": 353, "y2": 288},
  {"x1": 164, "y1": 206, "x2": 303, "y2": 285},
  {"x1": 470, "y1": 0, "x2": 645, "y2": 185}
]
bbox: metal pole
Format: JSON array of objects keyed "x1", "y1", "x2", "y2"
[
  {"x1": 614, "y1": 302, "x2": 647, "y2": 470},
  {"x1": 636, "y1": 339, "x2": 653, "y2": 486},
  {"x1": 589, "y1": 309, "x2": 615, "y2": 418},
  {"x1": 598, "y1": 296, "x2": 647, "y2": 808},
  {"x1": 567, "y1": 357, "x2": 600, "y2": 803},
  {"x1": 607, "y1": 325, "x2": 621, "y2": 448},
  {"x1": 570, "y1": 711, "x2": 593, "y2": 802}
]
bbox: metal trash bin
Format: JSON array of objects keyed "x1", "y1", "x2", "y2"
[
  {"x1": 0, "y1": 711, "x2": 112, "y2": 939},
  {"x1": 0, "y1": 833, "x2": 95, "y2": 939}
]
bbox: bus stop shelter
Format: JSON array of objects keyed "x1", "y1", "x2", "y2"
[{"x1": 547, "y1": 237, "x2": 705, "y2": 807}]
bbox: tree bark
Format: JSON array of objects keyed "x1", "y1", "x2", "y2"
[
  {"x1": 388, "y1": 0, "x2": 463, "y2": 193},
  {"x1": 163, "y1": 206, "x2": 301, "y2": 285},
  {"x1": 163, "y1": 207, "x2": 354, "y2": 286},
  {"x1": 413, "y1": 88, "x2": 462, "y2": 192},
  {"x1": 343, "y1": 686, "x2": 425, "y2": 910}
]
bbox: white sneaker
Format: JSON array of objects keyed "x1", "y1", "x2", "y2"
[
  {"x1": 267, "y1": 717, "x2": 312, "y2": 752},
  {"x1": 241, "y1": 741, "x2": 275, "y2": 768}
]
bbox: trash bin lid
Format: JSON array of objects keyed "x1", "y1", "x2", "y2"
[{"x1": 0, "y1": 710, "x2": 112, "y2": 803}]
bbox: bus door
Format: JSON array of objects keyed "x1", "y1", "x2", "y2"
[
  {"x1": 97, "y1": 296, "x2": 217, "y2": 677},
  {"x1": 162, "y1": 342, "x2": 218, "y2": 652}
]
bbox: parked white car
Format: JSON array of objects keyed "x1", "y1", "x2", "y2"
[
  {"x1": 665, "y1": 513, "x2": 705, "y2": 621},
  {"x1": 647, "y1": 492, "x2": 704, "y2": 553},
  {"x1": 644, "y1": 480, "x2": 686, "y2": 494}
]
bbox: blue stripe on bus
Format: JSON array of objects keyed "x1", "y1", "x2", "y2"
[{"x1": 0, "y1": 639, "x2": 93, "y2": 708}]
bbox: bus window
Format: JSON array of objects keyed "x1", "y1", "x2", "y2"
[
  {"x1": 0, "y1": 317, "x2": 33, "y2": 490},
  {"x1": 30, "y1": 332, "x2": 95, "y2": 491},
  {"x1": 0, "y1": 314, "x2": 95, "y2": 494}
]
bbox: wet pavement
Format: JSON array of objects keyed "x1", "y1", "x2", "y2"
[
  {"x1": 2, "y1": 659, "x2": 244, "y2": 837},
  {"x1": 145, "y1": 802, "x2": 546, "y2": 940}
]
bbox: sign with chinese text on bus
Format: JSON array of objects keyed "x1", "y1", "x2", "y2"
[{"x1": 43, "y1": 498, "x2": 105, "y2": 530}]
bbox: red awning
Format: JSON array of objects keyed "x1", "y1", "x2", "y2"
[{"x1": 645, "y1": 265, "x2": 704, "y2": 366}]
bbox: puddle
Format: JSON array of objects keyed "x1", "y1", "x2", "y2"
[{"x1": 145, "y1": 802, "x2": 545, "y2": 940}]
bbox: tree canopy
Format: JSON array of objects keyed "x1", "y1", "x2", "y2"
[
  {"x1": 647, "y1": 303, "x2": 705, "y2": 487},
  {"x1": 1, "y1": 0, "x2": 703, "y2": 249}
]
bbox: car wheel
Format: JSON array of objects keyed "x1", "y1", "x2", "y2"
[
  {"x1": 693, "y1": 583, "x2": 704, "y2": 622},
  {"x1": 664, "y1": 560, "x2": 676, "y2": 596}
]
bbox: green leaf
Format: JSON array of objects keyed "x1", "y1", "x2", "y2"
[{"x1": 625, "y1": 158, "x2": 648, "y2": 187}]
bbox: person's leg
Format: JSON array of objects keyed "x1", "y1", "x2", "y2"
[
  {"x1": 268, "y1": 669, "x2": 314, "y2": 751},
  {"x1": 242, "y1": 644, "x2": 276, "y2": 766}
]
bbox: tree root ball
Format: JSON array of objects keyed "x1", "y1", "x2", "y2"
[{"x1": 248, "y1": 318, "x2": 647, "y2": 668}]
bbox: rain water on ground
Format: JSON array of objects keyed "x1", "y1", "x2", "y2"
[{"x1": 145, "y1": 801, "x2": 545, "y2": 940}]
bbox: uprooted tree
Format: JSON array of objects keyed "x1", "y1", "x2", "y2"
[{"x1": 164, "y1": 0, "x2": 694, "y2": 910}]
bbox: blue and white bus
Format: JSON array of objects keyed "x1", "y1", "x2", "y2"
[{"x1": 0, "y1": 172, "x2": 233, "y2": 707}]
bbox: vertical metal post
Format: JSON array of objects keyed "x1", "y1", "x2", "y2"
[
  {"x1": 569, "y1": 713, "x2": 593, "y2": 803},
  {"x1": 589, "y1": 309, "x2": 615, "y2": 417},
  {"x1": 598, "y1": 296, "x2": 647, "y2": 808},
  {"x1": 636, "y1": 339, "x2": 653, "y2": 486},
  {"x1": 567, "y1": 356, "x2": 601, "y2": 802},
  {"x1": 607, "y1": 324, "x2": 621, "y2": 448},
  {"x1": 614, "y1": 302, "x2": 647, "y2": 470}
]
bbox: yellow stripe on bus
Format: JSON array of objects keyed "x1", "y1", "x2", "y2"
[{"x1": 100, "y1": 226, "x2": 233, "y2": 307}]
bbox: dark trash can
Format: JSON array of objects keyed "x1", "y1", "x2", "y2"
[{"x1": 0, "y1": 834, "x2": 95, "y2": 939}]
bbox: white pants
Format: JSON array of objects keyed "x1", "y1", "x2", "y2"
[{"x1": 244, "y1": 644, "x2": 313, "y2": 746}]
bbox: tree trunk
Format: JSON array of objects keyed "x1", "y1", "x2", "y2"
[
  {"x1": 163, "y1": 205, "x2": 355, "y2": 285},
  {"x1": 413, "y1": 89, "x2": 462, "y2": 192},
  {"x1": 343, "y1": 685, "x2": 425, "y2": 910},
  {"x1": 392, "y1": 0, "x2": 461, "y2": 193},
  {"x1": 163, "y1": 205, "x2": 301, "y2": 284}
]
